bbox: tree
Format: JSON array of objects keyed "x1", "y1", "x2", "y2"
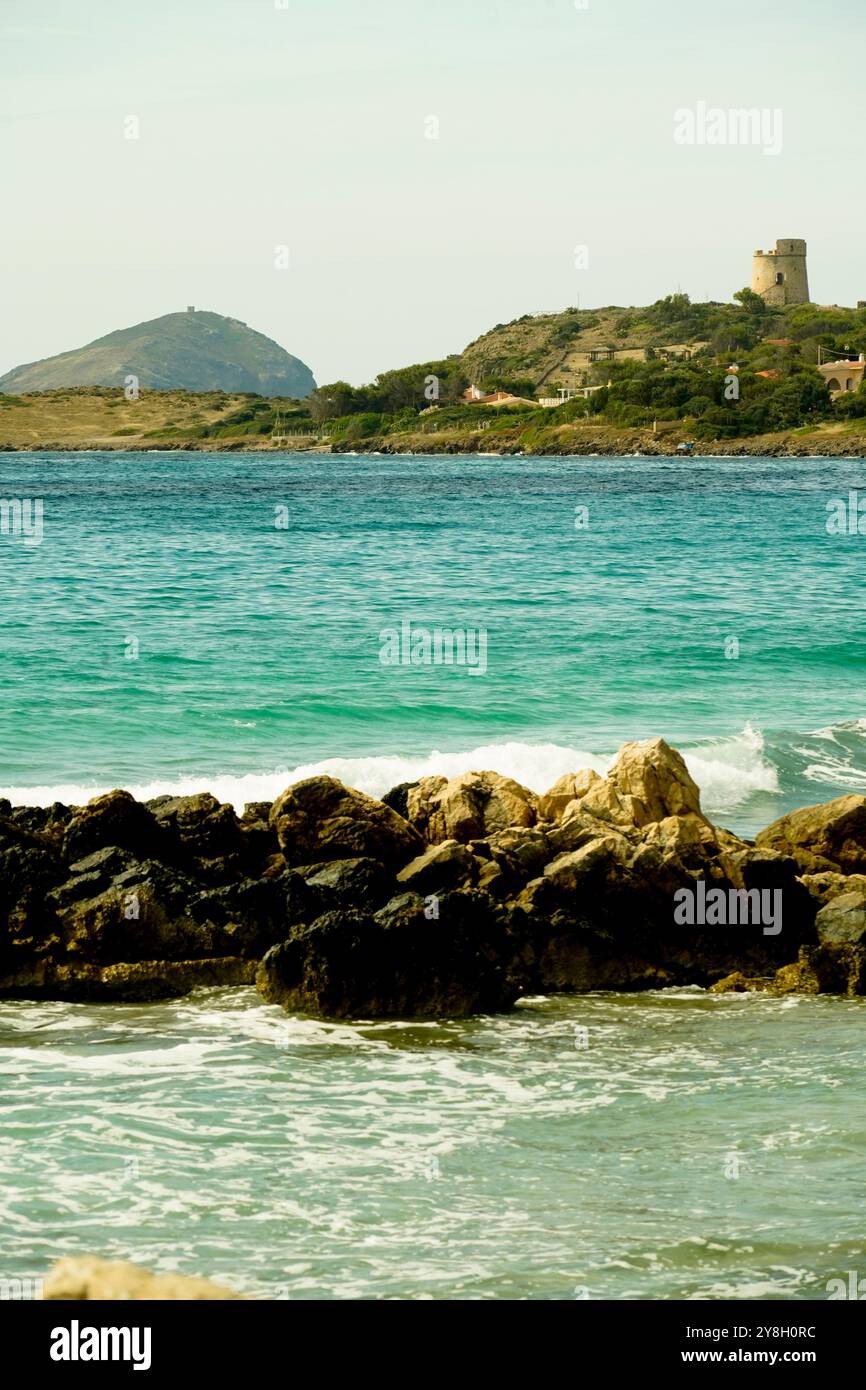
[
  {"x1": 733, "y1": 287, "x2": 768, "y2": 317},
  {"x1": 308, "y1": 382, "x2": 359, "y2": 422}
]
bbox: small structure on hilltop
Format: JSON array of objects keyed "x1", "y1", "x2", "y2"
[{"x1": 752, "y1": 239, "x2": 810, "y2": 305}]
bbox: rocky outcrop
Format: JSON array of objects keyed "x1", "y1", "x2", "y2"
[
  {"x1": 1, "y1": 957, "x2": 255, "y2": 1002},
  {"x1": 42, "y1": 1255, "x2": 244, "y2": 1300},
  {"x1": 64, "y1": 790, "x2": 166, "y2": 864},
  {"x1": 396, "y1": 840, "x2": 478, "y2": 894},
  {"x1": 256, "y1": 889, "x2": 515, "y2": 1019},
  {"x1": 270, "y1": 776, "x2": 423, "y2": 869},
  {"x1": 815, "y1": 890, "x2": 866, "y2": 945},
  {"x1": 608, "y1": 737, "x2": 703, "y2": 824},
  {"x1": 404, "y1": 771, "x2": 538, "y2": 843},
  {"x1": 756, "y1": 795, "x2": 866, "y2": 875},
  {"x1": 4, "y1": 736, "x2": 866, "y2": 1013}
]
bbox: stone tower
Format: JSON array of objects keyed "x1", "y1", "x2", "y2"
[{"x1": 751, "y1": 239, "x2": 809, "y2": 306}]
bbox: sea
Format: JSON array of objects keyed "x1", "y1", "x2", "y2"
[{"x1": 1, "y1": 450, "x2": 865, "y2": 1300}]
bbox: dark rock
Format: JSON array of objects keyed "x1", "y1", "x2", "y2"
[
  {"x1": 256, "y1": 889, "x2": 515, "y2": 1019},
  {"x1": 396, "y1": 840, "x2": 476, "y2": 894},
  {"x1": 815, "y1": 891, "x2": 866, "y2": 946},
  {"x1": 48, "y1": 860, "x2": 216, "y2": 964},
  {"x1": 63, "y1": 791, "x2": 165, "y2": 865},
  {"x1": 0, "y1": 818, "x2": 68, "y2": 969},
  {"x1": 773, "y1": 943, "x2": 866, "y2": 996},
  {"x1": 10, "y1": 802, "x2": 72, "y2": 835},
  {"x1": 190, "y1": 876, "x2": 289, "y2": 956},
  {"x1": 147, "y1": 792, "x2": 239, "y2": 857},
  {"x1": 373, "y1": 891, "x2": 426, "y2": 926},
  {"x1": 302, "y1": 856, "x2": 390, "y2": 906},
  {"x1": 381, "y1": 781, "x2": 417, "y2": 821}
]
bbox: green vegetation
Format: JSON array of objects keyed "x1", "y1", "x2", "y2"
[{"x1": 294, "y1": 296, "x2": 866, "y2": 446}]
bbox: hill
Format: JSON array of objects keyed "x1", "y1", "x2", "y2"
[
  {"x1": 0, "y1": 309, "x2": 316, "y2": 398},
  {"x1": 456, "y1": 296, "x2": 866, "y2": 394}
]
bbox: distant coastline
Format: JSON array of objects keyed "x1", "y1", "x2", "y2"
[
  {"x1": 2, "y1": 436, "x2": 864, "y2": 459},
  {"x1": 0, "y1": 380, "x2": 861, "y2": 455},
  {"x1": 1, "y1": 387, "x2": 865, "y2": 458}
]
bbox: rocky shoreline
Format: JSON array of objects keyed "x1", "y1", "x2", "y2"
[
  {"x1": 2, "y1": 436, "x2": 865, "y2": 458},
  {"x1": 2, "y1": 738, "x2": 865, "y2": 1014}
]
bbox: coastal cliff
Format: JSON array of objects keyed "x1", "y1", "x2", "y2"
[{"x1": 3, "y1": 739, "x2": 864, "y2": 1013}]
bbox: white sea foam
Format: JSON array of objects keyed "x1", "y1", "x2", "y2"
[
  {"x1": 681, "y1": 723, "x2": 779, "y2": 812},
  {"x1": 0, "y1": 725, "x2": 780, "y2": 816}
]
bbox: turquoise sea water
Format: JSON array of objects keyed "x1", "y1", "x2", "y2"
[
  {"x1": 2, "y1": 450, "x2": 866, "y2": 1302},
  {"x1": 2, "y1": 450, "x2": 866, "y2": 835}
]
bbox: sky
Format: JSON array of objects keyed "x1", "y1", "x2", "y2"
[{"x1": 2, "y1": 0, "x2": 864, "y2": 387}]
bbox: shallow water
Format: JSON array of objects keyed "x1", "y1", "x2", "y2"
[{"x1": 2, "y1": 986, "x2": 864, "y2": 1301}]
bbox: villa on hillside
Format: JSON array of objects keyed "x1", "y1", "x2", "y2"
[
  {"x1": 461, "y1": 386, "x2": 537, "y2": 407},
  {"x1": 816, "y1": 353, "x2": 866, "y2": 397}
]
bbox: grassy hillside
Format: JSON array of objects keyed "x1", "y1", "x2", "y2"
[
  {"x1": 0, "y1": 310, "x2": 316, "y2": 398},
  {"x1": 0, "y1": 388, "x2": 319, "y2": 451},
  {"x1": 458, "y1": 296, "x2": 866, "y2": 391}
]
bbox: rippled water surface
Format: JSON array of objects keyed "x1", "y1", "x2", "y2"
[
  {"x1": 2, "y1": 987, "x2": 864, "y2": 1301},
  {"x1": 2, "y1": 452, "x2": 866, "y2": 835}
]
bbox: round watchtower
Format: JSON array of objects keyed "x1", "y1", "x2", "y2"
[{"x1": 751, "y1": 239, "x2": 809, "y2": 306}]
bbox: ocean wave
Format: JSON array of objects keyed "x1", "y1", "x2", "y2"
[
  {"x1": 681, "y1": 724, "x2": 779, "y2": 812},
  {"x1": 4, "y1": 722, "x2": 865, "y2": 823},
  {"x1": 0, "y1": 727, "x2": 783, "y2": 817},
  {"x1": 0, "y1": 742, "x2": 606, "y2": 813}
]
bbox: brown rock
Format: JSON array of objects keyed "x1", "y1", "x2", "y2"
[
  {"x1": 270, "y1": 776, "x2": 422, "y2": 869},
  {"x1": 574, "y1": 777, "x2": 636, "y2": 827},
  {"x1": 0, "y1": 957, "x2": 255, "y2": 1002},
  {"x1": 43, "y1": 1254, "x2": 244, "y2": 1300},
  {"x1": 639, "y1": 813, "x2": 714, "y2": 861},
  {"x1": 63, "y1": 790, "x2": 164, "y2": 863},
  {"x1": 756, "y1": 794, "x2": 866, "y2": 875},
  {"x1": 607, "y1": 737, "x2": 703, "y2": 826},
  {"x1": 396, "y1": 840, "x2": 476, "y2": 893},
  {"x1": 547, "y1": 803, "x2": 631, "y2": 858},
  {"x1": 538, "y1": 769, "x2": 603, "y2": 823},
  {"x1": 543, "y1": 836, "x2": 629, "y2": 889},
  {"x1": 486, "y1": 826, "x2": 551, "y2": 877},
  {"x1": 800, "y1": 872, "x2": 866, "y2": 907},
  {"x1": 708, "y1": 971, "x2": 773, "y2": 993},
  {"x1": 405, "y1": 771, "x2": 537, "y2": 843}
]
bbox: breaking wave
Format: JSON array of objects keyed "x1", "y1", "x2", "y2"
[{"x1": 3, "y1": 717, "x2": 866, "y2": 839}]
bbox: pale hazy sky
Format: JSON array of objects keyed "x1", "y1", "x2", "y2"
[{"x1": 2, "y1": 0, "x2": 864, "y2": 386}]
